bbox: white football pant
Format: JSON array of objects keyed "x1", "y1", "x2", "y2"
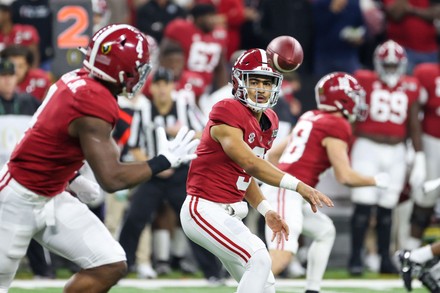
[
  {"x1": 0, "y1": 166, "x2": 126, "y2": 290},
  {"x1": 351, "y1": 138, "x2": 406, "y2": 209}
]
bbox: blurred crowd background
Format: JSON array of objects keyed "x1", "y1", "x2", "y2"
[{"x1": 0, "y1": 0, "x2": 439, "y2": 284}]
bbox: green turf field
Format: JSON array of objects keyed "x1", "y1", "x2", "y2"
[
  {"x1": 9, "y1": 268, "x2": 429, "y2": 293},
  {"x1": 8, "y1": 278, "x2": 428, "y2": 293},
  {"x1": 8, "y1": 284, "x2": 427, "y2": 293}
]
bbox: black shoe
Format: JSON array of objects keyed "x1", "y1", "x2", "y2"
[
  {"x1": 348, "y1": 265, "x2": 364, "y2": 276},
  {"x1": 397, "y1": 250, "x2": 414, "y2": 291},
  {"x1": 348, "y1": 256, "x2": 364, "y2": 276},
  {"x1": 380, "y1": 259, "x2": 399, "y2": 275},
  {"x1": 419, "y1": 271, "x2": 440, "y2": 293},
  {"x1": 154, "y1": 261, "x2": 172, "y2": 276}
]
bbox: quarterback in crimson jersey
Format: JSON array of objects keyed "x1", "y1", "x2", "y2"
[
  {"x1": 181, "y1": 48, "x2": 332, "y2": 293},
  {"x1": 260, "y1": 72, "x2": 385, "y2": 292},
  {"x1": 161, "y1": 3, "x2": 228, "y2": 95},
  {"x1": 348, "y1": 40, "x2": 425, "y2": 275},
  {"x1": 187, "y1": 99, "x2": 278, "y2": 203},
  {"x1": 0, "y1": 24, "x2": 199, "y2": 293}
]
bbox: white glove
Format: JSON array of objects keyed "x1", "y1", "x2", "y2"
[
  {"x1": 374, "y1": 172, "x2": 390, "y2": 189},
  {"x1": 409, "y1": 152, "x2": 427, "y2": 189},
  {"x1": 157, "y1": 126, "x2": 200, "y2": 168},
  {"x1": 67, "y1": 174, "x2": 101, "y2": 204}
]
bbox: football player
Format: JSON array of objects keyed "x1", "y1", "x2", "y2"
[
  {"x1": 348, "y1": 40, "x2": 425, "y2": 275},
  {"x1": 405, "y1": 61, "x2": 440, "y2": 251},
  {"x1": 261, "y1": 72, "x2": 389, "y2": 293},
  {"x1": 0, "y1": 24, "x2": 199, "y2": 293},
  {"x1": 0, "y1": 45, "x2": 52, "y2": 101},
  {"x1": 160, "y1": 3, "x2": 228, "y2": 100},
  {"x1": 398, "y1": 241, "x2": 440, "y2": 292},
  {"x1": 180, "y1": 48, "x2": 334, "y2": 293}
]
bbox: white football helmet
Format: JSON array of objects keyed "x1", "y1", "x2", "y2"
[{"x1": 373, "y1": 40, "x2": 407, "y2": 88}]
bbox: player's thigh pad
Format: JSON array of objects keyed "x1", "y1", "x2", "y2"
[
  {"x1": 351, "y1": 138, "x2": 405, "y2": 207},
  {"x1": 261, "y1": 184, "x2": 303, "y2": 253},
  {"x1": 181, "y1": 196, "x2": 266, "y2": 273},
  {"x1": 36, "y1": 192, "x2": 126, "y2": 269},
  {"x1": 377, "y1": 143, "x2": 406, "y2": 208},
  {"x1": 0, "y1": 184, "x2": 40, "y2": 288},
  {"x1": 350, "y1": 138, "x2": 382, "y2": 205}
]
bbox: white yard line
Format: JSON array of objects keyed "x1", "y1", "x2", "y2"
[{"x1": 11, "y1": 278, "x2": 423, "y2": 289}]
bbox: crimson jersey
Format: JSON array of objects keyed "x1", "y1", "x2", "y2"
[
  {"x1": 164, "y1": 19, "x2": 227, "y2": 90},
  {"x1": 176, "y1": 70, "x2": 207, "y2": 100},
  {"x1": 8, "y1": 69, "x2": 119, "y2": 197},
  {"x1": 413, "y1": 63, "x2": 440, "y2": 138},
  {"x1": 277, "y1": 110, "x2": 351, "y2": 187},
  {"x1": 384, "y1": 0, "x2": 437, "y2": 52},
  {"x1": 354, "y1": 70, "x2": 421, "y2": 139},
  {"x1": 187, "y1": 99, "x2": 279, "y2": 203},
  {"x1": 0, "y1": 24, "x2": 39, "y2": 51},
  {"x1": 17, "y1": 68, "x2": 52, "y2": 101},
  {"x1": 141, "y1": 70, "x2": 206, "y2": 101}
]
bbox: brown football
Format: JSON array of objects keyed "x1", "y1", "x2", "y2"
[{"x1": 266, "y1": 36, "x2": 303, "y2": 73}]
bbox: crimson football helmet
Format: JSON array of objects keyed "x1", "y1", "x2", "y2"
[
  {"x1": 80, "y1": 24, "x2": 152, "y2": 98},
  {"x1": 315, "y1": 72, "x2": 367, "y2": 123},
  {"x1": 373, "y1": 40, "x2": 407, "y2": 88},
  {"x1": 231, "y1": 48, "x2": 283, "y2": 112}
]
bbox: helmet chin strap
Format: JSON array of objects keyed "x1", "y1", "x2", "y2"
[
  {"x1": 334, "y1": 101, "x2": 355, "y2": 122},
  {"x1": 246, "y1": 97, "x2": 269, "y2": 113},
  {"x1": 118, "y1": 71, "x2": 134, "y2": 99}
]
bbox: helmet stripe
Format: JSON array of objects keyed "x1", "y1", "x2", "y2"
[{"x1": 87, "y1": 24, "x2": 135, "y2": 83}]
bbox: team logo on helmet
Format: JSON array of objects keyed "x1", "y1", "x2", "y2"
[{"x1": 101, "y1": 43, "x2": 112, "y2": 54}]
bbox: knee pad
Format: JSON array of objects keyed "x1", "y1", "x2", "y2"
[
  {"x1": 410, "y1": 204, "x2": 434, "y2": 230},
  {"x1": 249, "y1": 249, "x2": 272, "y2": 270},
  {"x1": 264, "y1": 271, "x2": 275, "y2": 293},
  {"x1": 317, "y1": 222, "x2": 336, "y2": 244}
]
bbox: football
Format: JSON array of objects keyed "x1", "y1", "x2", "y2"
[{"x1": 266, "y1": 36, "x2": 303, "y2": 73}]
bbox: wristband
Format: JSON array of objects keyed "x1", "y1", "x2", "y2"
[
  {"x1": 257, "y1": 200, "x2": 274, "y2": 217},
  {"x1": 147, "y1": 155, "x2": 171, "y2": 175},
  {"x1": 279, "y1": 173, "x2": 301, "y2": 191}
]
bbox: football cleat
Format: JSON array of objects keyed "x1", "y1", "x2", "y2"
[
  {"x1": 419, "y1": 271, "x2": 440, "y2": 293},
  {"x1": 397, "y1": 250, "x2": 415, "y2": 291}
]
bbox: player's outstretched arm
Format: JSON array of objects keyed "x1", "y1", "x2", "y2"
[
  {"x1": 324, "y1": 137, "x2": 388, "y2": 188},
  {"x1": 211, "y1": 124, "x2": 334, "y2": 212},
  {"x1": 70, "y1": 117, "x2": 199, "y2": 192}
]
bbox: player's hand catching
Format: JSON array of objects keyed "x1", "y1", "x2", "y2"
[
  {"x1": 157, "y1": 126, "x2": 200, "y2": 168},
  {"x1": 265, "y1": 210, "x2": 289, "y2": 244},
  {"x1": 296, "y1": 182, "x2": 334, "y2": 213}
]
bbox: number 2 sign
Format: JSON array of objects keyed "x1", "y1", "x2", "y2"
[{"x1": 50, "y1": 0, "x2": 93, "y2": 78}]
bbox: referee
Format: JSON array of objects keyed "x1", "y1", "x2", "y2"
[{"x1": 118, "y1": 67, "x2": 223, "y2": 281}]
